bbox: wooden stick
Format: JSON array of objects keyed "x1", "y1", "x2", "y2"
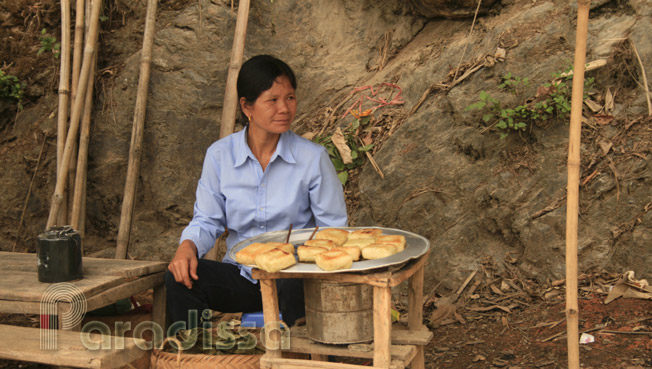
[
  {"x1": 218, "y1": 0, "x2": 250, "y2": 138},
  {"x1": 56, "y1": 0, "x2": 71, "y2": 227},
  {"x1": 13, "y1": 134, "x2": 48, "y2": 252},
  {"x1": 46, "y1": 0, "x2": 102, "y2": 228},
  {"x1": 452, "y1": 0, "x2": 482, "y2": 82},
  {"x1": 115, "y1": 0, "x2": 158, "y2": 259},
  {"x1": 566, "y1": 1, "x2": 591, "y2": 368},
  {"x1": 629, "y1": 38, "x2": 652, "y2": 116},
  {"x1": 71, "y1": 49, "x2": 96, "y2": 233},
  {"x1": 285, "y1": 224, "x2": 293, "y2": 243},
  {"x1": 308, "y1": 226, "x2": 319, "y2": 241}
]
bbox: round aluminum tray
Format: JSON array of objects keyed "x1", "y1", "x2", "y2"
[{"x1": 229, "y1": 226, "x2": 430, "y2": 274}]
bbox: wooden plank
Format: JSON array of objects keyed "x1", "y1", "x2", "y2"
[
  {"x1": 0, "y1": 252, "x2": 166, "y2": 278},
  {"x1": 0, "y1": 324, "x2": 146, "y2": 368},
  {"x1": 84, "y1": 272, "x2": 163, "y2": 311},
  {"x1": 373, "y1": 286, "x2": 392, "y2": 367},
  {"x1": 261, "y1": 356, "x2": 405, "y2": 369},
  {"x1": 391, "y1": 328, "x2": 432, "y2": 346},
  {"x1": 0, "y1": 270, "x2": 124, "y2": 303},
  {"x1": 407, "y1": 263, "x2": 425, "y2": 369},
  {"x1": 252, "y1": 269, "x2": 392, "y2": 287},
  {"x1": 0, "y1": 299, "x2": 42, "y2": 315},
  {"x1": 288, "y1": 335, "x2": 414, "y2": 362},
  {"x1": 260, "y1": 279, "x2": 282, "y2": 359},
  {"x1": 388, "y1": 251, "x2": 429, "y2": 287}
]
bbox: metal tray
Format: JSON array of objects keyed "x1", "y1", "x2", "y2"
[{"x1": 228, "y1": 226, "x2": 430, "y2": 274}]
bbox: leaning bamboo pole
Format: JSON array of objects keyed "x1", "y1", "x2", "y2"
[
  {"x1": 71, "y1": 0, "x2": 85, "y2": 102},
  {"x1": 56, "y1": 0, "x2": 71, "y2": 227},
  {"x1": 565, "y1": 1, "x2": 591, "y2": 368},
  {"x1": 218, "y1": 0, "x2": 250, "y2": 139},
  {"x1": 71, "y1": 50, "x2": 96, "y2": 234},
  {"x1": 66, "y1": 0, "x2": 86, "y2": 226},
  {"x1": 205, "y1": 0, "x2": 251, "y2": 262},
  {"x1": 46, "y1": 0, "x2": 102, "y2": 228},
  {"x1": 71, "y1": 0, "x2": 95, "y2": 235},
  {"x1": 115, "y1": 0, "x2": 159, "y2": 260}
]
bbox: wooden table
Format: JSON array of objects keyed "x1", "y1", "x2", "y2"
[
  {"x1": 0, "y1": 251, "x2": 167, "y2": 368},
  {"x1": 252, "y1": 251, "x2": 432, "y2": 369}
]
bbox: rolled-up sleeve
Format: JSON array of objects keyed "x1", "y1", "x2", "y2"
[
  {"x1": 180, "y1": 148, "x2": 226, "y2": 258},
  {"x1": 308, "y1": 147, "x2": 348, "y2": 227}
]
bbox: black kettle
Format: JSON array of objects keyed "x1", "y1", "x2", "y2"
[{"x1": 37, "y1": 226, "x2": 83, "y2": 283}]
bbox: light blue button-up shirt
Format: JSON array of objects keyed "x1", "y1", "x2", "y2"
[{"x1": 180, "y1": 128, "x2": 348, "y2": 282}]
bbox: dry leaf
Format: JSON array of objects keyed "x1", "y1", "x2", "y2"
[
  {"x1": 490, "y1": 284, "x2": 504, "y2": 295},
  {"x1": 301, "y1": 131, "x2": 316, "y2": 140},
  {"x1": 495, "y1": 47, "x2": 506, "y2": 60},
  {"x1": 594, "y1": 114, "x2": 614, "y2": 125},
  {"x1": 362, "y1": 132, "x2": 373, "y2": 146},
  {"x1": 332, "y1": 127, "x2": 353, "y2": 164},
  {"x1": 605, "y1": 87, "x2": 614, "y2": 114},
  {"x1": 598, "y1": 139, "x2": 613, "y2": 156},
  {"x1": 584, "y1": 98, "x2": 602, "y2": 113}
]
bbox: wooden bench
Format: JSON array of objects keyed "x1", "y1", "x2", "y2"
[{"x1": 0, "y1": 324, "x2": 147, "y2": 368}]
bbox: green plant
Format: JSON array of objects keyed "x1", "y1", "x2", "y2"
[
  {"x1": 466, "y1": 69, "x2": 595, "y2": 139},
  {"x1": 313, "y1": 116, "x2": 374, "y2": 185},
  {"x1": 38, "y1": 28, "x2": 60, "y2": 58},
  {"x1": 0, "y1": 70, "x2": 25, "y2": 110},
  {"x1": 498, "y1": 72, "x2": 529, "y2": 94}
]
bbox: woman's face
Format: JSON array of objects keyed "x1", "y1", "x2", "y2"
[{"x1": 242, "y1": 75, "x2": 297, "y2": 136}]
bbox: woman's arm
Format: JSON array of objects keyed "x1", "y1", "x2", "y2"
[
  {"x1": 308, "y1": 147, "x2": 348, "y2": 227},
  {"x1": 168, "y1": 239, "x2": 199, "y2": 289},
  {"x1": 179, "y1": 146, "x2": 227, "y2": 258}
]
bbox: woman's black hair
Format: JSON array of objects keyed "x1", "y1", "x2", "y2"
[{"x1": 237, "y1": 55, "x2": 297, "y2": 123}]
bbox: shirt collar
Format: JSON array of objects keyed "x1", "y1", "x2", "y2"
[{"x1": 234, "y1": 128, "x2": 296, "y2": 168}]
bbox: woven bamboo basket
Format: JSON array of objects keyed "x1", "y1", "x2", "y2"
[{"x1": 150, "y1": 337, "x2": 262, "y2": 369}]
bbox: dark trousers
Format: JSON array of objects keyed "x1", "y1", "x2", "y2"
[{"x1": 165, "y1": 259, "x2": 304, "y2": 331}]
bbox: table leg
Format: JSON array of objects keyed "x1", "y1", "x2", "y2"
[
  {"x1": 408, "y1": 265, "x2": 425, "y2": 369},
  {"x1": 373, "y1": 285, "x2": 392, "y2": 368},
  {"x1": 152, "y1": 281, "x2": 166, "y2": 346},
  {"x1": 260, "y1": 278, "x2": 282, "y2": 367}
]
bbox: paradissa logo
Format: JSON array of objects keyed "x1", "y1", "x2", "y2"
[
  {"x1": 40, "y1": 283, "x2": 87, "y2": 349},
  {"x1": 40, "y1": 284, "x2": 291, "y2": 351},
  {"x1": 80, "y1": 309, "x2": 290, "y2": 351}
]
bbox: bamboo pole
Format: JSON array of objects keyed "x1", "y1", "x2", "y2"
[
  {"x1": 566, "y1": 1, "x2": 591, "y2": 369},
  {"x1": 115, "y1": 0, "x2": 159, "y2": 260},
  {"x1": 218, "y1": 0, "x2": 250, "y2": 139},
  {"x1": 66, "y1": 0, "x2": 86, "y2": 227},
  {"x1": 46, "y1": 0, "x2": 102, "y2": 228},
  {"x1": 71, "y1": 0, "x2": 95, "y2": 236},
  {"x1": 67, "y1": 131, "x2": 78, "y2": 222},
  {"x1": 71, "y1": 0, "x2": 85, "y2": 103},
  {"x1": 205, "y1": 0, "x2": 251, "y2": 262},
  {"x1": 71, "y1": 50, "x2": 96, "y2": 234},
  {"x1": 56, "y1": 0, "x2": 71, "y2": 227}
]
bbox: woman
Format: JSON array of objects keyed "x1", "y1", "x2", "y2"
[{"x1": 165, "y1": 55, "x2": 348, "y2": 330}]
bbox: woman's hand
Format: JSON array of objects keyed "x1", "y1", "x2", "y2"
[{"x1": 168, "y1": 240, "x2": 199, "y2": 289}]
